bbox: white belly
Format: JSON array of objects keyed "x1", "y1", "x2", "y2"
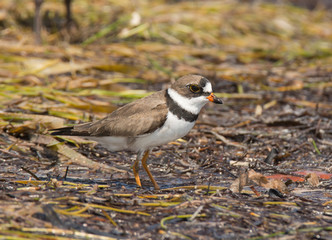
[
  {"x1": 131, "y1": 112, "x2": 195, "y2": 151},
  {"x1": 87, "y1": 136, "x2": 129, "y2": 152},
  {"x1": 91, "y1": 112, "x2": 195, "y2": 152}
]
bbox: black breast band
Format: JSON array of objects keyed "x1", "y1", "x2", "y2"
[{"x1": 165, "y1": 90, "x2": 198, "y2": 122}]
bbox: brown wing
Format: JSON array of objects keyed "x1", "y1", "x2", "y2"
[{"x1": 68, "y1": 90, "x2": 168, "y2": 137}]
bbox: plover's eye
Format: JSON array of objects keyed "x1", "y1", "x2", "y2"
[{"x1": 188, "y1": 84, "x2": 201, "y2": 93}]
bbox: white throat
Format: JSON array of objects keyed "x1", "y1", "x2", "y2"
[{"x1": 167, "y1": 88, "x2": 209, "y2": 115}]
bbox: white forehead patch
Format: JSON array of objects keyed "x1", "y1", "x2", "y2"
[{"x1": 203, "y1": 82, "x2": 212, "y2": 93}]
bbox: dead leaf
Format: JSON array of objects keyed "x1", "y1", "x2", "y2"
[
  {"x1": 305, "y1": 173, "x2": 320, "y2": 187},
  {"x1": 266, "y1": 179, "x2": 289, "y2": 194},
  {"x1": 0, "y1": 112, "x2": 65, "y2": 129},
  {"x1": 30, "y1": 134, "x2": 126, "y2": 174},
  {"x1": 230, "y1": 168, "x2": 249, "y2": 193},
  {"x1": 255, "y1": 105, "x2": 263, "y2": 117},
  {"x1": 248, "y1": 169, "x2": 269, "y2": 186},
  {"x1": 249, "y1": 170, "x2": 289, "y2": 194}
]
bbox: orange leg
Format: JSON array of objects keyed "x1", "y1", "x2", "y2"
[
  {"x1": 141, "y1": 150, "x2": 160, "y2": 190},
  {"x1": 132, "y1": 157, "x2": 142, "y2": 188}
]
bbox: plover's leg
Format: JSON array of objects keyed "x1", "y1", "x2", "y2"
[
  {"x1": 133, "y1": 153, "x2": 142, "y2": 188},
  {"x1": 141, "y1": 150, "x2": 160, "y2": 190}
]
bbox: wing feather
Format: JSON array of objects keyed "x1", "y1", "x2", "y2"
[{"x1": 69, "y1": 90, "x2": 168, "y2": 137}]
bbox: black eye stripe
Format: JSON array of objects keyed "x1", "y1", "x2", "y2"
[{"x1": 199, "y1": 77, "x2": 208, "y2": 88}]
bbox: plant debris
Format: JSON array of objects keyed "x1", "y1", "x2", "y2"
[{"x1": 0, "y1": 0, "x2": 331, "y2": 239}]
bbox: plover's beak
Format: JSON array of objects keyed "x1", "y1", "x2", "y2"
[{"x1": 207, "y1": 93, "x2": 223, "y2": 104}]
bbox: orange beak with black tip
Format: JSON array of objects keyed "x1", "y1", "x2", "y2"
[{"x1": 207, "y1": 93, "x2": 223, "y2": 104}]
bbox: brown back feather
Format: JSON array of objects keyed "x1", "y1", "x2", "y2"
[{"x1": 71, "y1": 90, "x2": 168, "y2": 137}]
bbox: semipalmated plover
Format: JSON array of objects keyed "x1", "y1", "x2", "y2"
[{"x1": 51, "y1": 74, "x2": 223, "y2": 190}]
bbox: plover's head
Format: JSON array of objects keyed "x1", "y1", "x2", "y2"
[{"x1": 167, "y1": 75, "x2": 223, "y2": 115}]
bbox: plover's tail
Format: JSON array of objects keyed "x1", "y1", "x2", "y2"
[
  {"x1": 50, "y1": 126, "x2": 75, "y2": 136},
  {"x1": 50, "y1": 122, "x2": 94, "y2": 136}
]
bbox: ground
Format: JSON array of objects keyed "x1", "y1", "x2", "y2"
[{"x1": 0, "y1": 0, "x2": 331, "y2": 239}]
